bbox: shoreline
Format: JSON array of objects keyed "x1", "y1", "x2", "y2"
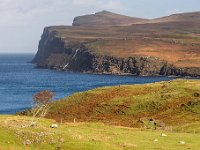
[{"x1": 34, "y1": 65, "x2": 200, "y2": 79}]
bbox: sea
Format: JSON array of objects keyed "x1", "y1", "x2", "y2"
[{"x1": 0, "y1": 54, "x2": 175, "y2": 114}]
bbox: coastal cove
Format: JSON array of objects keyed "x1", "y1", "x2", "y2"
[{"x1": 0, "y1": 54, "x2": 175, "y2": 114}]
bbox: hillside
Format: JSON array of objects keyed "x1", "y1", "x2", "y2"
[
  {"x1": 151, "y1": 11, "x2": 200, "y2": 23},
  {"x1": 73, "y1": 11, "x2": 200, "y2": 26},
  {"x1": 44, "y1": 79, "x2": 200, "y2": 128},
  {"x1": 1, "y1": 116, "x2": 200, "y2": 150},
  {"x1": 14, "y1": 79, "x2": 200, "y2": 149},
  {"x1": 72, "y1": 10, "x2": 148, "y2": 26},
  {"x1": 33, "y1": 11, "x2": 200, "y2": 77}
]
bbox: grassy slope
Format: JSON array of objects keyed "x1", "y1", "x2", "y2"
[
  {"x1": 47, "y1": 79, "x2": 200, "y2": 127},
  {"x1": 1, "y1": 115, "x2": 200, "y2": 150}
]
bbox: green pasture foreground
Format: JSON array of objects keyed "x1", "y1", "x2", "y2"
[{"x1": 0, "y1": 116, "x2": 200, "y2": 150}]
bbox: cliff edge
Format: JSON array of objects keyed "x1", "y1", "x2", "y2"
[{"x1": 33, "y1": 11, "x2": 200, "y2": 77}]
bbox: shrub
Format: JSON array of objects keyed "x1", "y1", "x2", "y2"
[{"x1": 30, "y1": 90, "x2": 54, "y2": 126}]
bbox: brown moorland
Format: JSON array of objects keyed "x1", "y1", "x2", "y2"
[
  {"x1": 48, "y1": 11, "x2": 200, "y2": 68},
  {"x1": 72, "y1": 10, "x2": 148, "y2": 26},
  {"x1": 45, "y1": 79, "x2": 200, "y2": 128}
]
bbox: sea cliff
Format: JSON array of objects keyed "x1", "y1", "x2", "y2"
[
  {"x1": 33, "y1": 27, "x2": 200, "y2": 77},
  {"x1": 33, "y1": 11, "x2": 200, "y2": 77}
]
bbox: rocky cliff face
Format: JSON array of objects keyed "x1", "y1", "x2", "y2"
[{"x1": 33, "y1": 27, "x2": 200, "y2": 77}]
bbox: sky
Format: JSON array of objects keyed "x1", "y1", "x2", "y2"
[{"x1": 0, "y1": 0, "x2": 199, "y2": 53}]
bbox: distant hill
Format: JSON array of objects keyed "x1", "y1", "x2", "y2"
[
  {"x1": 150, "y1": 11, "x2": 200, "y2": 23},
  {"x1": 33, "y1": 11, "x2": 200, "y2": 77},
  {"x1": 72, "y1": 10, "x2": 148, "y2": 26},
  {"x1": 72, "y1": 11, "x2": 200, "y2": 26}
]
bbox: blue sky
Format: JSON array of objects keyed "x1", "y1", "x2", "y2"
[
  {"x1": 0, "y1": 0, "x2": 199, "y2": 53},
  {"x1": 123, "y1": 0, "x2": 200, "y2": 18}
]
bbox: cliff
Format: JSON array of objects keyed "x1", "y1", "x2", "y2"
[{"x1": 33, "y1": 11, "x2": 200, "y2": 77}]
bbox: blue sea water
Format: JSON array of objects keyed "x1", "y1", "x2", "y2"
[{"x1": 0, "y1": 54, "x2": 175, "y2": 114}]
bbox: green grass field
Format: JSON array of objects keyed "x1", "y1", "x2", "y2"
[{"x1": 0, "y1": 115, "x2": 200, "y2": 150}]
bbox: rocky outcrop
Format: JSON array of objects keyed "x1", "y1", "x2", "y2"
[
  {"x1": 33, "y1": 27, "x2": 94, "y2": 72},
  {"x1": 33, "y1": 27, "x2": 200, "y2": 77}
]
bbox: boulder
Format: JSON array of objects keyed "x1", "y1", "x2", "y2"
[{"x1": 51, "y1": 124, "x2": 58, "y2": 128}]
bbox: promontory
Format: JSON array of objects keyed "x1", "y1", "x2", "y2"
[{"x1": 33, "y1": 11, "x2": 200, "y2": 77}]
